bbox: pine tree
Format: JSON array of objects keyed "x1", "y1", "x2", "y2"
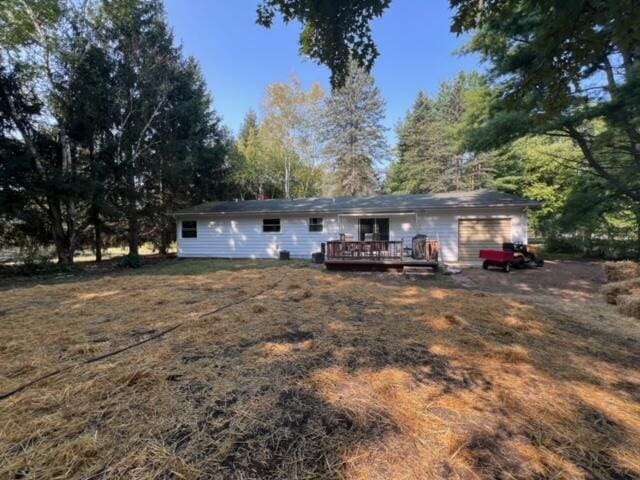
[
  {"x1": 323, "y1": 63, "x2": 388, "y2": 196},
  {"x1": 145, "y1": 57, "x2": 232, "y2": 254},
  {"x1": 387, "y1": 72, "x2": 494, "y2": 194},
  {"x1": 0, "y1": 0, "x2": 86, "y2": 263},
  {"x1": 387, "y1": 92, "x2": 451, "y2": 193},
  {"x1": 0, "y1": 0, "x2": 235, "y2": 263}
]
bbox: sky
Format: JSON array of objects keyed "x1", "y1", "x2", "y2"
[{"x1": 164, "y1": 0, "x2": 482, "y2": 145}]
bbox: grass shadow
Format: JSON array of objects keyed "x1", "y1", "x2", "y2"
[{"x1": 2, "y1": 262, "x2": 639, "y2": 479}]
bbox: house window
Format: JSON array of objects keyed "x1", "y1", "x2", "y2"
[
  {"x1": 309, "y1": 217, "x2": 323, "y2": 232},
  {"x1": 263, "y1": 218, "x2": 281, "y2": 233},
  {"x1": 181, "y1": 220, "x2": 197, "y2": 238}
]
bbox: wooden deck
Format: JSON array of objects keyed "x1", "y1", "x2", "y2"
[{"x1": 324, "y1": 239, "x2": 440, "y2": 272}]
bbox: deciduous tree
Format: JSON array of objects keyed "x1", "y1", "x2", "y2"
[
  {"x1": 256, "y1": 0, "x2": 391, "y2": 89},
  {"x1": 451, "y1": 0, "x2": 640, "y2": 207}
]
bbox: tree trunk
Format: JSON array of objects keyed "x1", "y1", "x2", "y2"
[
  {"x1": 126, "y1": 172, "x2": 140, "y2": 256},
  {"x1": 59, "y1": 126, "x2": 78, "y2": 260},
  {"x1": 636, "y1": 209, "x2": 640, "y2": 261},
  {"x1": 159, "y1": 218, "x2": 171, "y2": 255},
  {"x1": 53, "y1": 233, "x2": 74, "y2": 264},
  {"x1": 94, "y1": 219, "x2": 102, "y2": 263},
  {"x1": 48, "y1": 198, "x2": 74, "y2": 265},
  {"x1": 284, "y1": 157, "x2": 291, "y2": 199},
  {"x1": 57, "y1": 248, "x2": 74, "y2": 264},
  {"x1": 128, "y1": 202, "x2": 139, "y2": 256},
  {"x1": 158, "y1": 172, "x2": 169, "y2": 255},
  {"x1": 88, "y1": 144, "x2": 102, "y2": 263}
]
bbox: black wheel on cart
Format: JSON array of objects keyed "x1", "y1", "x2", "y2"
[
  {"x1": 503, "y1": 263, "x2": 511, "y2": 273},
  {"x1": 482, "y1": 260, "x2": 489, "y2": 270}
]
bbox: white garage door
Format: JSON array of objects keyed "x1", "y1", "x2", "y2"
[{"x1": 458, "y1": 218, "x2": 512, "y2": 262}]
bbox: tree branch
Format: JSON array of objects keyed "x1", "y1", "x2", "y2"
[{"x1": 565, "y1": 126, "x2": 640, "y2": 203}]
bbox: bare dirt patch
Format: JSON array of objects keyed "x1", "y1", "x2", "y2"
[
  {"x1": 451, "y1": 259, "x2": 606, "y2": 301},
  {"x1": 0, "y1": 260, "x2": 638, "y2": 479}
]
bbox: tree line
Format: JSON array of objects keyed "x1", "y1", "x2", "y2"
[
  {"x1": 259, "y1": 0, "x2": 640, "y2": 258},
  {"x1": 0, "y1": 0, "x2": 391, "y2": 265},
  {"x1": 2, "y1": 0, "x2": 638, "y2": 263},
  {"x1": 235, "y1": 65, "x2": 388, "y2": 200},
  {"x1": 386, "y1": 72, "x2": 639, "y2": 257},
  {"x1": 1, "y1": 0, "x2": 237, "y2": 265},
  {"x1": 236, "y1": 64, "x2": 639, "y2": 258}
]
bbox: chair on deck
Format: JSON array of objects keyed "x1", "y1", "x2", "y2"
[{"x1": 339, "y1": 233, "x2": 355, "y2": 256}]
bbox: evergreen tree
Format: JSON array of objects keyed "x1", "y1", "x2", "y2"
[
  {"x1": 323, "y1": 63, "x2": 388, "y2": 196},
  {"x1": 452, "y1": 0, "x2": 640, "y2": 207},
  {"x1": 65, "y1": 39, "x2": 117, "y2": 262},
  {"x1": 98, "y1": 0, "x2": 180, "y2": 257},
  {"x1": 144, "y1": 57, "x2": 233, "y2": 254},
  {"x1": 0, "y1": 0, "x2": 94, "y2": 263},
  {"x1": 0, "y1": 0, "x2": 235, "y2": 263},
  {"x1": 387, "y1": 73, "x2": 492, "y2": 194},
  {"x1": 387, "y1": 92, "x2": 451, "y2": 194}
]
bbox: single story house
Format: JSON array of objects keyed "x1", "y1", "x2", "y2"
[{"x1": 171, "y1": 190, "x2": 541, "y2": 263}]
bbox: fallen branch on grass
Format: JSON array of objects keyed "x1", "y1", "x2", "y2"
[{"x1": 0, "y1": 274, "x2": 285, "y2": 401}]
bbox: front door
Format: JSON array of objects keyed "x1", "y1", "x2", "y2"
[{"x1": 358, "y1": 218, "x2": 389, "y2": 241}]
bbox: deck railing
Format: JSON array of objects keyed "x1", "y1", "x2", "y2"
[
  {"x1": 326, "y1": 240, "x2": 404, "y2": 260},
  {"x1": 325, "y1": 239, "x2": 440, "y2": 262}
]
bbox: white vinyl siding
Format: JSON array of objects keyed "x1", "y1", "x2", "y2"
[
  {"x1": 416, "y1": 208, "x2": 526, "y2": 262},
  {"x1": 177, "y1": 207, "x2": 528, "y2": 262},
  {"x1": 177, "y1": 215, "x2": 341, "y2": 259}
]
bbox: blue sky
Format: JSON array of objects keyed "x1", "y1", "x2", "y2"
[{"x1": 164, "y1": 0, "x2": 482, "y2": 145}]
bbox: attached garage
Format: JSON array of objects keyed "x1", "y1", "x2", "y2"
[{"x1": 458, "y1": 218, "x2": 512, "y2": 262}]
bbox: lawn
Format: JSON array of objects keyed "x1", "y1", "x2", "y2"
[{"x1": 1, "y1": 259, "x2": 639, "y2": 479}]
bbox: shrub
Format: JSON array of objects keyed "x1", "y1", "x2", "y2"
[
  {"x1": 544, "y1": 236, "x2": 639, "y2": 260},
  {"x1": 8, "y1": 260, "x2": 76, "y2": 277},
  {"x1": 119, "y1": 252, "x2": 141, "y2": 269},
  {"x1": 4, "y1": 241, "x2": 75, "y2": 276}
]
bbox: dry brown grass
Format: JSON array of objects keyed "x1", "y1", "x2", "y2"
[
  {"x1": 601, "y1": 277, "x2": 640, "y2": 304},
  {"x1": 603, "y1": 260, "x2": 640, "y2": 283},
  {"x1": 1, "y1": 260, "x2": 640, "y2": 479},
  {"x1": 600, "y1": 271, "x2": 640, "y2": 319},
  {"x1": 618, "y1": 295, "x2": 640, "y2": 319}
]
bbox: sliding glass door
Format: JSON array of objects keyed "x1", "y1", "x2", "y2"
[{"x1": 358, "y1": 218, "x2": 390, "y2": 241}]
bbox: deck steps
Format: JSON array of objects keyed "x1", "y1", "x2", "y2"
[{"x1": 402, "y1": 265, "x2": 437, "y2": 276}]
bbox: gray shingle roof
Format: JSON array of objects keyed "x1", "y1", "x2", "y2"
[{"x1": 171, "y1": 190, "x2": 541, "y2": 216}]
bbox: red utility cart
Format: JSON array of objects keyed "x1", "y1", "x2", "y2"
[{"x1": 479, "y1": 249, "x2": 515, "y2": 272}]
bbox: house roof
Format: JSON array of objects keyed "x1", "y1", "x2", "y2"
[{"x1": 171, "y1": 191, "x2": 541, "y2": 217}]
